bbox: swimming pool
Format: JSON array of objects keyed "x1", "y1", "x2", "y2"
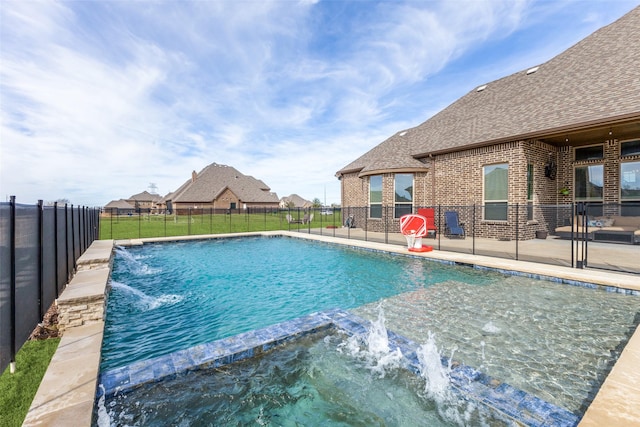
[
  {"x1": 102, "y1": 236, "x2": 493, "y2": 370},
  {"x1": 101, "y1": 236, "x2": 640, "y2": 420}
]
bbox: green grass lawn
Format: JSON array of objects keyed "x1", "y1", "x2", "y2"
[
  {"x1": 99, "y1": 211, "x2": 342, "y2": 240},
  {"x1": 0, "y1": 339, "x2": 60, "y2": 427}
]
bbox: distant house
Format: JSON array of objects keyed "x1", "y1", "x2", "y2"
[
  {"x1": 103, "y1": 199, "x2": 135, "y2": 216},
  {"x1": 336, "y1": 7, "x2": 640, "y2": 239},
  {"x1": 279, "y1": 194, "x2": 313, "y2": 209},
  {"x1": 126, "y1": 191, "x2": 162, "y2": 212},
  {"x1": 165, "y1": 163, "x2": 280, "y2": 212}
]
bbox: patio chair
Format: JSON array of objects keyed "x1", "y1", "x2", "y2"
[
  {"x1": 444, "y1": 211, "x2": 465, "y2": 239},
  {"x1": 302, "y1": 213, "x2": 314, "y2": 224},
  {"x1": 417, "y1": 208, "x2": 437, "y2": 239}
]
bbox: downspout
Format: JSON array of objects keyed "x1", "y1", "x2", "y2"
[{"x1": 431, "y1": 155, "x2": 436, "y2": 205}]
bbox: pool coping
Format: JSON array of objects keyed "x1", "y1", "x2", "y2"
[
  {"x1": 23, "y1": 231, "x2": 640, "y2": 426},
  {"x1": 98, "y1": 309, "x2": 579, "y2": 427}
]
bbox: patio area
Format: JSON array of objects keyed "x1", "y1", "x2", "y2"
[{"x1": 300, "y1": 227, "x2": 640, "y2": 275}]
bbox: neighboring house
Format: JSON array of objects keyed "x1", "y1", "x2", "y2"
[
  {"x1": 103, "y1": 199, "x2": 135, "y2": 216},
  {"x1": 336, "y1": 7, "x2": 640, "y2": 239},
  {"x1": 126, "y1": 191, "x2": 162, "y2": 212},
  {"x1": 279, "y1": 194, "x2": 313, "y2": 209},
  {"x1": 165, "y1": 163, "x2": 280, "y2": 212}
]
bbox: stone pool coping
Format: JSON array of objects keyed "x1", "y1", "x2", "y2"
[
  {"x1": 98, "y1": 308, "x2": 579, "y2": 427},
  {"x1": 23, "y1": 231, "x2": 640, "y2": 426}
]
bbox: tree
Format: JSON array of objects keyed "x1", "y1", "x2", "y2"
[{"x1": 312, "y1": 198, "x2": 322, "y2": 208}]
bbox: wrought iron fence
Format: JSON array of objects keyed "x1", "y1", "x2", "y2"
[
  {"x1": 99, "y1": 206, "x2": 344, "y2": 239},
  {"x1": 100, "y1": 203, "x2": 638, "y2": 275},
  {"x1": 308, "y1": 203, "x2": 639, "y2": 275},
  {"x1": 0, "y1": 197, "x2": 100, "y2": 374}
]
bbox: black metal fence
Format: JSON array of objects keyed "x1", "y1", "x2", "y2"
[
  {"x1": 325, "y1": 203, "x2": 640, "y2": 275},
  {"x1": 99, "y1": 206, "x2": 344, "y2": 239},
  {"x1": 100, "y1": 202, "x2": 638, "y2": 275},
  {"x1": 0, "y1": 197, "x2": 100, "y2": 374}
]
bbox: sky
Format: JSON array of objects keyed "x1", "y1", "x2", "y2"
[{"x1": 1, "y1": 0, "x2": 638, "y2": 207}]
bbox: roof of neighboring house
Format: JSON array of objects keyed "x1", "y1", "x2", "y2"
[
  {"x1": 128, "y1": 191, "x2": 162, "y2": 202},
  {"x1": 167, "y1": 163, "x2": 280, "y2": 204},
  {"x1": 280, "y1": 194, "x2": 313, "y2": 207},
  {"x1": 338, "y1": 6, "x2": 640, "y2": 177},
  {"x1": 104, "y1": 199, "x2": 135, "y2": 209}
]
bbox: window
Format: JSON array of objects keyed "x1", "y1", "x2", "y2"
[
  {"x1": 483, "y1": 163, "x2": 508, "y2": 221},
  {"x1": 621, "y1": 161, "x2": 640, "y2": 216},
  {"x1": 575, "y1": 145, "x2": 603, "y2": 161},
  {"x1": 369, "y1": 175, "x2": 382, "y2": 218},
  {"x1": 526, "y1": 163, "x2": 534, "y2": 221},
  {"x1": 574, "y1": 165, "x2": 603, "y2": 201},
  {"x1": 394, "y1": 174, "x2": 413, "y2": 218},
  {"x1": 621, "y1": 140, "x2": 640, "y2": 157},
  {"x1": 621, "y1": 161, "x2": 640, "y2": 198}
]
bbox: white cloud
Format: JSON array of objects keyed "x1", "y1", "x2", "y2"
[{"x1": 1, "y1": 0, "x2": 636, "y2": 206}]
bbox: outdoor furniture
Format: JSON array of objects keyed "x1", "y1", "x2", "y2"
[
  {"x1": 417, "y1": 208, "x2": 437, "y2": 239},
  {"x1": 302, "y1": 213, "x2": 314, "y2": 224},
  {"x1": 554, "y1": 215, "x2": 640, "y2": 244},
  {"x1": 444, "y1": 211, "x2": 465, "y2": 239},
  {"x1": 286, "y1": 214, "x2": 302, "y2": 224}
]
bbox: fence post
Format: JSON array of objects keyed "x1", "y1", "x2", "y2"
[
  {"x1": 38, "y1": 200, "x2": 44, "y2": 319},
  {"x1": 472, "y1": 204, "x2": 476, "y2": 254},
  {"x1": 515, "y1": 203, "x2": 519, "y2": 261},
  {"x1": 54, "y1": 202, "x2": 60, "y2": 298},
  {"x1": 71, "y1": 204, "x2": 77, "y2": 273},
  {"x1": 64, "y1": 204, "x2": 70, "y2": 281},
  {"x1": 9, "y1": 196, "x2": 16, "y2": 373}
]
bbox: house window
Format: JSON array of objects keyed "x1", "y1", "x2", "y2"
[
  {"x1": 575, "y1": 145, "x2": 603, "y2": 161},
  {"x1": 574, "y1": 165, "x2": 603, "y2": 201},
  {"x1": 526, "y1": 163, "x2": 534, "y2": 221},
  {"x1": 369, "y1": 175, "x2": 382, "y2": 219},
  {"x1": 483, "y1": 163, "x2": 508, "y2": 221},
  {"x1": 621, "y1": 140, "x2": 640, "y2": 157},
  {"x1": 394, "y1": 174, "x2": 413, "y2": 218},
  {"x1": 621, "y1": 161, "x2": 640, "y2": 216}
]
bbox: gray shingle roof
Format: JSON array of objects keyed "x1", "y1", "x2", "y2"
[
  {"x1": 280, "y1": 194, "x2": 312, "y2": 207},
  {"x1": 338, "y1": 6, "x2": 640, "y2": 176},
  {"x1": 104, "y1": 199, "x2": 135, "y2": 209},
  {"x1": 168, "y1": 163, "x2": 279, "y2": 204},
  {"x1": 128, "y1": 191, "x2": 162, "y2": 202}
]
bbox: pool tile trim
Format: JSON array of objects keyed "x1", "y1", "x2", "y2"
[{"x1": 98, "y1": 309, "x2": 579, "y2": 427}]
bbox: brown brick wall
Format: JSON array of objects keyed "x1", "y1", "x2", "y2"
[{"x1": 340, "y1": 138, "x2": 637, "y2": 239}]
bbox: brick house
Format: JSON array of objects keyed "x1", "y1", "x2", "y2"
[
  {"x1": 164, "y1": 163, "x2": 279, "y2": 212},
  {"x1": 102, "y1": 199, "x2": 135, "y2": 216},
  {"x1": 126, "y1": 191, "x2": 162, "y2": 212},
  {"x1": 279, "y1": 194, "x2": 313, "y2": 209},
  {"x1": 336, "y1": 7, "x2": 640, "y2": 240}
]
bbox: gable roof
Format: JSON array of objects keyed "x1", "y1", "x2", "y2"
[
  {"x1": 168, "y1": 163, "x2": 279, "y2": 204},
  {"x1": 338, "y1": 6, "x2": 640, "y2": 177},
  {"x1": 280, "y1": 194, "x2": 313, "y2": 207},
  {"x1": 104, "y1": 199, "x2": 135, "y2": 209},
  {"x1": 128, "y1": 191, "x2": 162, "y2": 202}
]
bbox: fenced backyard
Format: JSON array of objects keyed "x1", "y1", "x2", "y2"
[
  {"x1": 99, "y1": 207, "x2": 344, "y2": 239},
  {"x1": 101, "y1": 203, "x2": 639, "y2": 275},
  {"x1": 2, "y1": 200, "x2": 638, "y2": 376}
]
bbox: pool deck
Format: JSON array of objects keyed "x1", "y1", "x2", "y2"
[{"x1": 22, "y1": 232, "x2": 640, "y2": 426}]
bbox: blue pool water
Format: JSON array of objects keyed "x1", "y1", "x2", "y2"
[
  {"x1": 100, "y1": 235, "x2": 640, "y2": 423},
  {"x1": 102, "y1": 237, "x2": 494, "y2": 370}
]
